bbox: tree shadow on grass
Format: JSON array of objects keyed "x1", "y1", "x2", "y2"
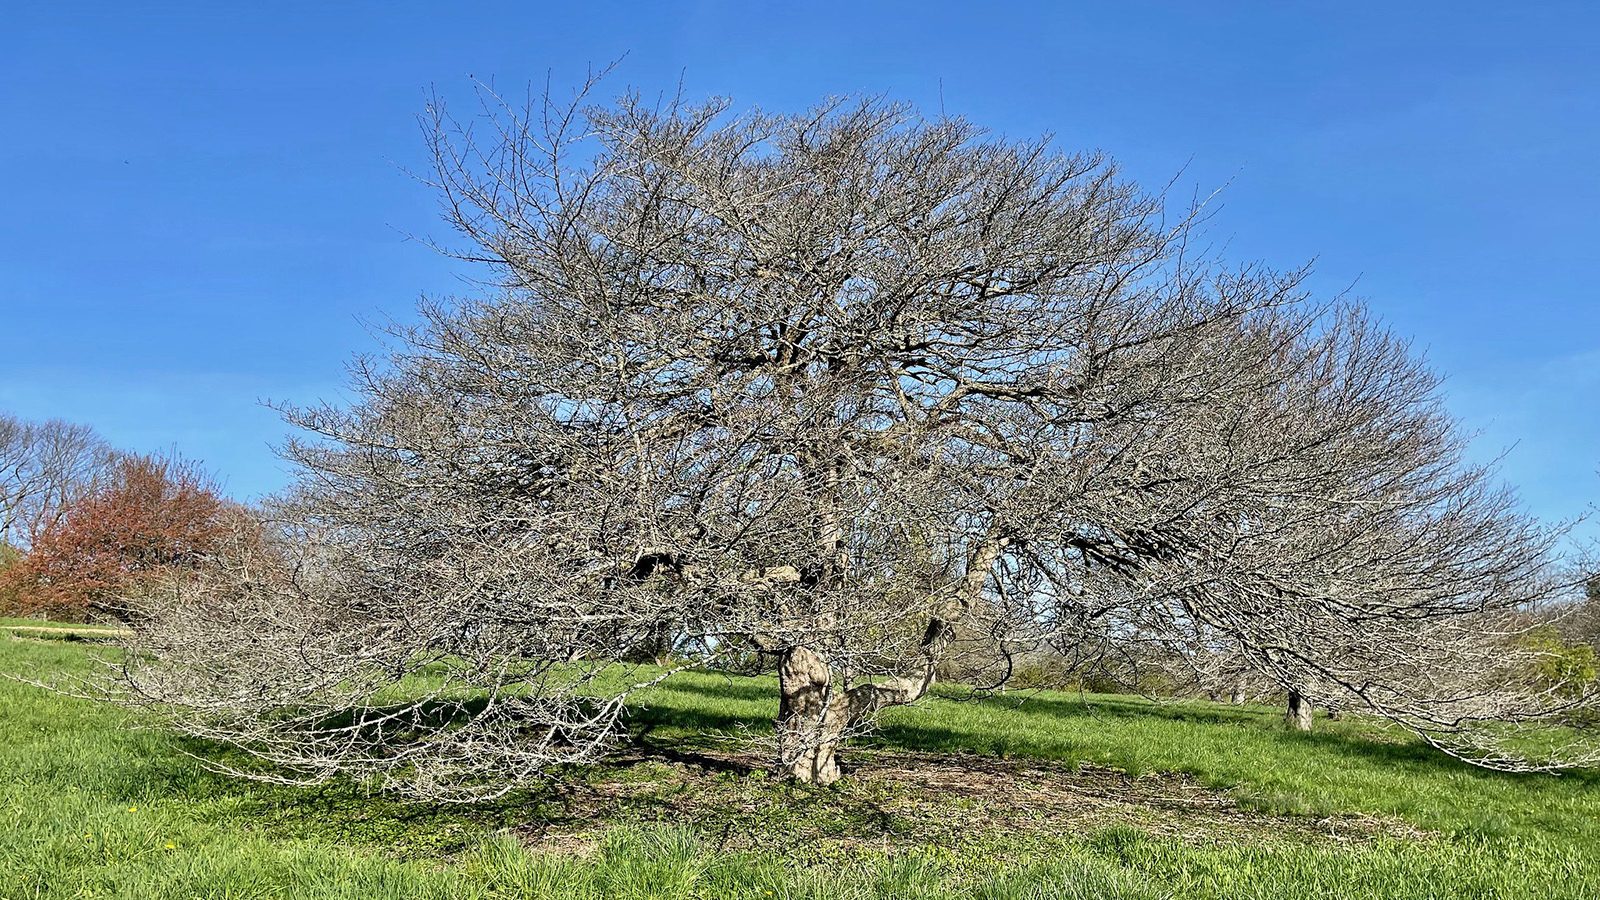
[
  {"x1": 640, "y1": 675, "x2": 777, "y2": 706},
  {"x1": 629, "y1": 678, "x2": 1490, "y2": 789},
  {"x1": 120, "y1": 675, "x2": 1599, "y2": 858},
  {"x1": 956, "y1": 690, "x2": 1279, "y2": 728},
  {"x1": 886, "y1": 696, "x2": 1600, "y2": 795},
  {"x1": 623, "y1": 693, "x2": 764, "y2": 739},
  {"x1": 607, "y1": 676, "x2": 1593, "y2": 792},
  {"x1": 129, "y1": 695, "x2": 769, "y2": 856},
  {"x1": 866, "y1": 717, "x2": 1451, "y2": 774}
]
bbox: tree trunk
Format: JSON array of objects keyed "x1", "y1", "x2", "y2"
[
  {"x1": 776, "y1": 647, "x2": 850, "y2": 785},
  {"x1": 1286, "y1": 689, "x2": 1313, "y2": 731},
  {"x1": 1229, "y1": 676, "x2": 1247, "y2": 705}
]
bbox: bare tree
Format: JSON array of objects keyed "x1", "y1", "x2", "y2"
[
  {"x1": 0, "y1": 414, "x2": 114, "y2": 552},
  {"x1": 1556, "y1": 552, "x2": 1600, "y2": 651},
  {"x1": 116, "y1": 83, "x2": 1596, "y2": 797}
]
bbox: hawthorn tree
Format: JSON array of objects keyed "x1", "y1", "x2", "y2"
[
  {"x1": 119, "y1": 84, "x2": 1596, "y2": 797},
  {"x1": 5, "y1": 452, "x2": 229, "y2": 619}
]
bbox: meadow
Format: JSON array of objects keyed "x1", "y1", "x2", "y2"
[{"x1": 3, "y1": 623, "x2": 1599, "y2": 899}]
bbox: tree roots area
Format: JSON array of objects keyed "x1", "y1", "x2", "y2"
[
  {"x1": 4, "y1": 632, "x2": 1598, "y2": 900},
  {"x1": 524, "y1": 748, "x2": 1423, "y2": 859}
]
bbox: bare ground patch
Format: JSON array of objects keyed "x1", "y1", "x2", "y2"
[{"x1": 513, "y1": 745, "x2": 1427, "y2": 859}]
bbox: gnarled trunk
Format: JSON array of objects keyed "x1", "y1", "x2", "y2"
[
  {"x1": 776, "y1": 646, "x2": 850, "y2": 784},
  {"x1": 774, "y1": 647, "x2": 935, "y2": 784},
  {"x1": 1286, "y1": 689, "x2": 1313, "y2": 731}
]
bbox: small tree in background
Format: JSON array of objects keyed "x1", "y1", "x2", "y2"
[
  {"x1": 0, "y1": 540, "x2": 21, "y2": 612},
  {"x1": 1, "y1": 453, "x2": 229, "y2": 620},
  {"x1": 1577, "y1": 574, "x2": 1600, "y2": 650},
  {"x1": 0, "y1": 413, "x2": 115, "y2": 552}
]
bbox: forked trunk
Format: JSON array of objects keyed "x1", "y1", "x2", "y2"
[
  {"x1": 1286, "y1": 689, "x2": 1314, "y2": 732},
  {"x1": 776, "y1": 647, "x2": 850, "y2": 785}
]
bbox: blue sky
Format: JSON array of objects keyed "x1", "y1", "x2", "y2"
[{"x1": 3, "y1": 2, "x2": 1597, "y2": 539}]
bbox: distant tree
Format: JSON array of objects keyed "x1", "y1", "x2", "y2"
[
  {"x1": 2, "y1": 452, "x2": 229, "y2": 620},
  {"x1": 1554, "y1": 573, "x2": 1600, "y2": 657},
  {"x1": 1524, "y1": 624, "x2": 1599, "y2": 699},
  {"x1": 0, "y1": 414, "x2": 115, "y2": 551},
  {"x1": 1582, "y1": 574, "x2": 1600, "y2": 648},
  {"x1": 0, "y1": 540, "x2": 21, "y2": 611},
  {"x1": 117, "y1": 83, "x2": 1596, "y2": 798}
]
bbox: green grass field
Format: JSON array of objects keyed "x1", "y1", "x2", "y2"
[{"x1": 4, "y1": 625, "x2": 1599, "y2": 899}]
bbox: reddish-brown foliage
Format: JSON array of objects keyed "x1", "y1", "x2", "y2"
[{"x1": 0, "y1": 453, "x2": 229, "y2": 620}]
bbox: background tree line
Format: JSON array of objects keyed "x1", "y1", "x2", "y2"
[{"x1": 0, "y1": 412, "x2": 231, "y2": 621}]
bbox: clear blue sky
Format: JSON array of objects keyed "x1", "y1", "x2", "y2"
[{"x1": 3, "y1": 2, "x2": 1597, "y2": 540}]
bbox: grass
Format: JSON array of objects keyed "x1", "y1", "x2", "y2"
[
  {"x1": 0, "y1": 619, "x2": 126, "y2": 640},
  {"x1": 3, "y1": 625, "x2": 1599, "y2": 898}
]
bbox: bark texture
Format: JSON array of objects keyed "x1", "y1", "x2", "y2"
[
  {"x1": 777, "y1": 647, "x2": 850, "y2": 784},
  {"x1": 1286, "y1": 690, "x2": 1314, "y2": 732}
]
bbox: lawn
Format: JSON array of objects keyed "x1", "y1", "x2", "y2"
[{"x1": 3, "y1": 624, "x2": 1598, "y2": 899}]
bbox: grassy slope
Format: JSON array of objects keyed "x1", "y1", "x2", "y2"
[{"x1": 3, "y1": 630, "x2": 1598, "y2": 899}]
